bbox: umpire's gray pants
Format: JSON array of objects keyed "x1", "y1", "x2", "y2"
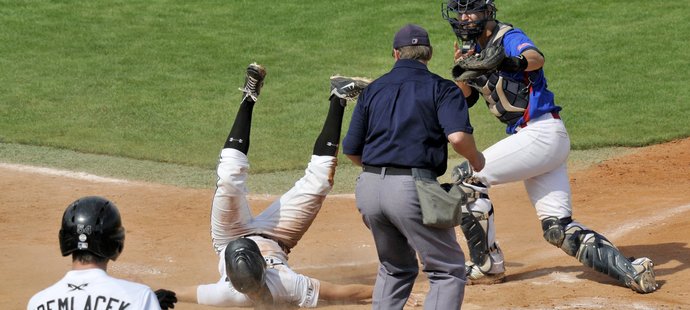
[{"x1": 355, "y1": 171, "x2": 466, "y2": 310}]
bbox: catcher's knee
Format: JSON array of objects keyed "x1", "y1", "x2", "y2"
[
  {"x1": 541, "y1": 216, "x2": 572, "y2": 248},
  {"x1": 542, "y1": 217, "x2": 592, "y2": 257}
]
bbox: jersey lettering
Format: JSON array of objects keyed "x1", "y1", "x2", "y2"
[
  {"x1": 33, "y1": 295, "x2": 131, "y2": 310},
  {"x1": 58, "y1": 297, "x2": 73, "y2": 309}
]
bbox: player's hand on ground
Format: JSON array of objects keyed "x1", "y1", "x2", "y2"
[{"x1": 155, "y1": 289, "x2": 177, "y2": 309}]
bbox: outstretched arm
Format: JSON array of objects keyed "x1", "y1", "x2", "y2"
[
  {"x1": 165, "y1": 283, "x2": 252, "y2": 307},
  {"x1": 318, "y1": 281, "x2": 373, "y2": 302},
  {"x1": 164, "y1": 285, "x2": 198, "y2": 304}
]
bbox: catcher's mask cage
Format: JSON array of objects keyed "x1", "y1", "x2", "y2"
[
  {"x1": 442, "y1": 0, "x2": 497, "y2": 42},
  {"x1": 225, "y1": 237, "x2": 267, "y2": 294},
  {"x1": 59, "y1": 196, "x2": 126, "y2": 260}
]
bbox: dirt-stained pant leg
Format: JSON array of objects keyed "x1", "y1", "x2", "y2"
[
  {"x1": 210, "y1": 148, "x2": 255, "y2": 254},
  {"x1": 253, "y1": 155, "x2": 337, "y2": 250},
  {"x1": 356, "y1": 172, "x2": 466, "y2": 310}
]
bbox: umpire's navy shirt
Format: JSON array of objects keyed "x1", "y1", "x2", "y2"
[{"x1": 343, "y1": 59, "x2": 474, "y2": 176}]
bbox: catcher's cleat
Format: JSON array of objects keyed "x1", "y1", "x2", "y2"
[
  {"x1": 238, "y1": 63, "x2": 266, "y2": 102},
  {"x1": 465, "y1": 263, "x2": 506, "y2": 285},
  {"x1": 627, "y1": 257, "x2": 658, "y2": 294},
  {"x1": 330, "y1": 75, "x2": 371, "y2": 101}
]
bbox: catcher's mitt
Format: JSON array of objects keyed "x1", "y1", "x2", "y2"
[{"x1": 452, "y1": 45, "x2": 506, "y2": 81}]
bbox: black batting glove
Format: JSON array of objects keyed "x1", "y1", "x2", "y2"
[
  {"x1": 155, "y1": 289, "x2": 177, "y2": 309},
  {"x1": 499, "y1": 54, "x2": 528, "y2": 72}
]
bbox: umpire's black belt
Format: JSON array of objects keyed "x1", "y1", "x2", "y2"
[{"x1": 362, "y1": 165, "x2": 413, "y2": 176}]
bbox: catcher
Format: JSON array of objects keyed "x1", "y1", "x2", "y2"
[
  {"x1": 440, "y1": 0, "x2": 658, "y2": 293},
  {"x1": 166, "y1": 63, "x2": 375, "y2": 308}
]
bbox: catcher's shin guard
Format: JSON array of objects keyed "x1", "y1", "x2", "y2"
[
  {"x1": 543, "y1": 218, "x2": 658, "y2": 293},
  {"x1": 460, "y1": 196, "x2": 505, "y2": 277}
]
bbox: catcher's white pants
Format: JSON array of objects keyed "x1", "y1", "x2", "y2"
[{"x1": 475, "y1": 112, "x2": 572, "y2": 220}]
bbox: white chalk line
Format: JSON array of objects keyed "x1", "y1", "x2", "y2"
[
  {"x1": 605, "y1": 202, "x2": 690, "y2": 240},
  {"x1": 0, "y1": 163, "x2": 135, "y2": 184},
  {"x1": 0, "y1": 162, "x2": 357, "y2": 199}
]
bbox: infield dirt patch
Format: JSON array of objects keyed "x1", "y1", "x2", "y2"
[{"x1": 3, "y1": 138, "x2": 689, "y2": 309}]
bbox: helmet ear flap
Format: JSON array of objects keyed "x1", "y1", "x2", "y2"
[{"x1": 106, "y1": 226, "x2": 126, "y2": 261}]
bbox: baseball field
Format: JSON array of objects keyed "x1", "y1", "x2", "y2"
[
  {"x1": 3, "y1": 138, "x2": 689, "y2": 309},
  {"x1": 1, "y1": 1, "x2": 689, "y2": 309}
]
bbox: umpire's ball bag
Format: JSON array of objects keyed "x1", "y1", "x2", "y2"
[{"x1": 412, "y1": 168, "x2": 467, "y2": 229}]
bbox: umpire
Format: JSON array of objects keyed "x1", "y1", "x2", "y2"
[{"x1": 343, "y1": 24, "x2": 485, "y2": 309}]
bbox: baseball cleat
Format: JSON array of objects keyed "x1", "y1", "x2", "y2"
[
  {"x1": 238, "y1": 63, "x2": 266, "y2": 102},
  {"x1": 627, "y1": 257, "x2": 658, "y2": 293},
  {"x1": 330, "y1": 75, "x2": 371, "y2": 101},
  {"x1": 465, "y1": 263, "x2": 506, "y2": 285}
]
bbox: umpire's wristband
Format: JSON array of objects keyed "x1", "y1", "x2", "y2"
[{"x1": 499, "y1": 55, "x2": 528, "y2": 72}]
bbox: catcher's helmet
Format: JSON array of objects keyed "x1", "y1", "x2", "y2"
[
  {"x1": 59, "y1": 196, "x2": 125, "y2": 260},
  {"x1": 442, "y1": 0, "x2": 497, "y2": 42},
  {"x1": 225, "y1": 237, "x2": 267, "y2": 294}
]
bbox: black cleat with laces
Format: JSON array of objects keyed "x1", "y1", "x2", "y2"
[{"x1": 238, "y1": 63, "x2": 266, "y2": 102}]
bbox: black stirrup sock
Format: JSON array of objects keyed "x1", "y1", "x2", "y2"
[
  {"x1": 312, "y1": 96, "x2": 346, "y2": 156},
  {"x1": 224, "y1": 99, "x2": 255, "y2": 155}
]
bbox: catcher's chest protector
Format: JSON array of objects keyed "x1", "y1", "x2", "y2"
[{"x1": 467, "y1": 23, "x2": 531, "y2": 127}]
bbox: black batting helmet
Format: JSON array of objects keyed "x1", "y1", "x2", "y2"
[
  {"x1": 225, "y1": 237, "x2": 267, "y2": 294},
  {"x1": 59, "y1": 196, "x2": 125, "y2": 260}
]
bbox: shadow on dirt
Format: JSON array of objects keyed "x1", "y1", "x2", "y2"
[{"x1": 503, "y1": 243, "x2": 687, "y2": 291}]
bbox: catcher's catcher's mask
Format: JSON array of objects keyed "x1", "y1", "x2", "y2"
[
  {"x1": 225, "y1": 237, "x2": 267, "y2": 294},
  {"x1": 442, "y1": 0, "x2": 496, "y2": 42}
]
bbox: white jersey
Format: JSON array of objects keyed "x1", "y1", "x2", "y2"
[
  {"x1": 27, "y1": 269, "x2": 161, "y2": 310},
  {"x1": 197, "y1": 242, "x2": 320, "y2": 308}
]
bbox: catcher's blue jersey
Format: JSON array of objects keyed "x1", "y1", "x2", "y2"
[{"x1": 488, "y1": 28, "x2": 562, "y2": 134}]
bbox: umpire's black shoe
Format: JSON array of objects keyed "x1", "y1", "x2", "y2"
[
  {"x1": 330, "y1": 75, "x2": 371, "y2": 101},
  {"x1": 239, "y1": 63, "x2": 266, "y2": 102}
]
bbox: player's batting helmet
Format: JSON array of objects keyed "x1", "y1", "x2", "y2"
[
  {"x1": 225, "y1": 237, "x2": 267, "y2": 294},
  {"x1": 59, "y1": 196, "x2": 125, "y2": 260}
]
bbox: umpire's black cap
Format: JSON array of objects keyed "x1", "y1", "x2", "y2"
[{"x1": 393, "y1": 24, "x2": 431, "y2": 49}]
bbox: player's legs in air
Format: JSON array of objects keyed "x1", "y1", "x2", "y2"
[
  {"x1": 171, "y1": 63, "x2": 269, "y2": 307},
  {"x1": 210, "y1": 63, "x2": 267, "y2": 255},
  {"x1": 253, "y1": 76, "x2": 371, "y2": 250}
]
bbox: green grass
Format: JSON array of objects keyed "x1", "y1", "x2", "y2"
[{"x1": 1, "y1": 0, "x2": 688, "y2": 193}]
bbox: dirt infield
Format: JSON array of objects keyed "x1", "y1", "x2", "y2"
[{"x1": 3, "y1": 138, "x2": 689, "y2": 309}]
